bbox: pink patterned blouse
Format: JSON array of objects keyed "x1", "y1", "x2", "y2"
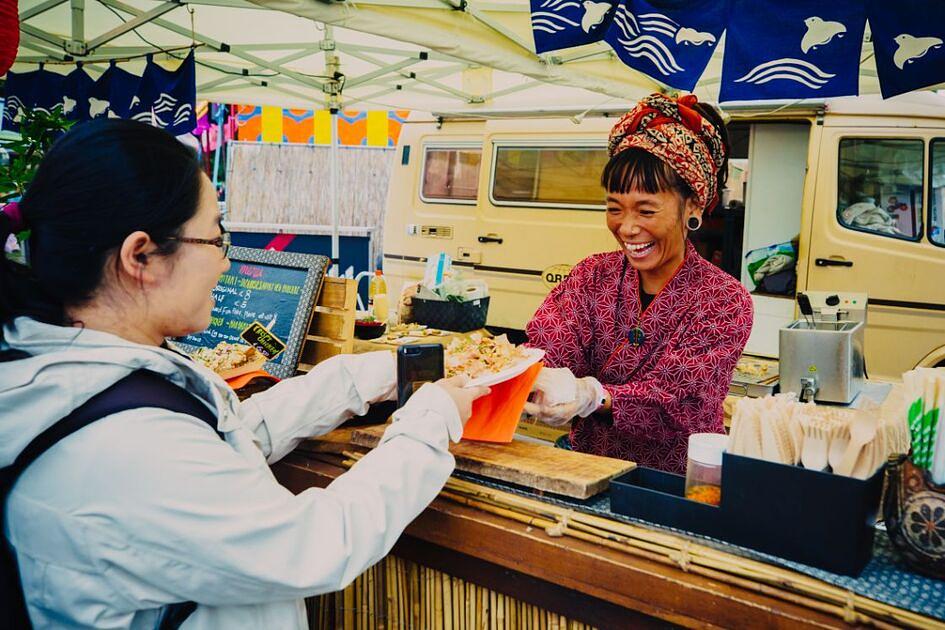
[{"x1": 526, "y1": 242, "x2": 754, "y2": 474}]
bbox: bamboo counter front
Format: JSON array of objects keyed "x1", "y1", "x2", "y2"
[{"x1": 272, "y1": 428, "x2": 943, "y2": 630}]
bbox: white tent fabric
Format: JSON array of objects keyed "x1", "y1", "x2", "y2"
[{"x1": 11, "y1": 0, "x2": 890, "y2": 114}]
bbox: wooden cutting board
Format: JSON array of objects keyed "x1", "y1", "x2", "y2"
[{"x1": 349, "y1": 424, "x2": 635, "y2": 499}]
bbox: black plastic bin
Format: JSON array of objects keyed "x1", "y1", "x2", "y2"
[
  {"x1": 410, "y1": 296, "x2": 490, "y2": 332},
  {"x1": 610, "y1": 452, "x2": 885, "y2": 576}
]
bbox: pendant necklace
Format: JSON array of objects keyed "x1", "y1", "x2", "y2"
[
  {"x1": 616, "y1": 257, "x2": 646, "y2": 347},
  {"x1": 628, "y1": 283, "x2": 646, "y2": 347}
]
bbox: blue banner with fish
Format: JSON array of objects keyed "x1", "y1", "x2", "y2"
[
  {"x1": 530, "y1": 0, "x2": 618, "y2": 53},
  {"x1": 527, "y1": 0, "x2": 945, "y2": 101},
  {"x1": 719, "y1": 0, "x2": 866, "y2": 101},
  {"x1": 603, "y1": 0, "x2": 728, "y2": 91},
  {"x1": 3, "y1": 52, "x2": 195, "y2": 135},
  {"x1": 867, "y1": 0, "x2": 945, "y2": 98}
]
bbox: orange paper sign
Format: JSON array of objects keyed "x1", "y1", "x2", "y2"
[{"x1": 462, "y1": 361, "x2": 544, "y2": 443}]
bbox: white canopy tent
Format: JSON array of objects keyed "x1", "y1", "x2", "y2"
[
  {"x1": 5, "y1": 0, "x2": 900, "y2": 272},
  {"x1": 10, "y1": 0, "x2": 891, "y2": 114}
]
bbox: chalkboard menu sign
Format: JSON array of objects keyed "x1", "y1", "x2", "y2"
[{"x1": 173, "y1": 246, "x2": 329, "y2": 379}]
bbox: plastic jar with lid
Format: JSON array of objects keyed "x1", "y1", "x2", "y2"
[{"x1": 684, "y1": 433, "x2": 729, "y2": 506}]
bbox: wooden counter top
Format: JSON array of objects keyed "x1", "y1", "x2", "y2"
[{"x1": 273, "y1": 445, "x2": 928, "y2": 629}]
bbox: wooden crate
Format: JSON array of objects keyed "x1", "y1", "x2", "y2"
[{"x1": 297, "y1": 277, "x2": 356, "y2": 373}]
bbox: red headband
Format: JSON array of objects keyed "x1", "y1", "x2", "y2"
[{"x1": 608, "y1": 93, "x2": 725, "y2": 211}]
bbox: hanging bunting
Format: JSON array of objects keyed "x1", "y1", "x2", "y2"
[
  {"x1": 530, "y1": 0, "x2": 618, "y2": 54},
  {"x1": 3, "y1": 52, "x2": 196, "y2": 134},
  {"x1": 2, "y1": 67, "x2": 65, "y2": 131},
  {"x1": 719, "y1": 0, "x2": 866, "y2": 102},
  {"x1": 128, "y1": 51, "x2": 197, "y2": 135},
  {"x1": 60, "y1": 66, "x2": 95, "y2": 121},
  {"x1": 867, "y1": 0, "x2": 945, "y2": 99},
  {"x1": 602, "y1": 0, "x2": 728, "y2": 91},
  {"x1": 87, "y1": 62, "x2": 143, "y2": 120}
]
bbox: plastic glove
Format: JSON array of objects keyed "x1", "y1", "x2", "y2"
[
  {"x1": 524, "y1": 375, "x2": 607, "y2": 426},
  {"x1": 529, "y1": 367, "x2": 578, "y2": 407}
]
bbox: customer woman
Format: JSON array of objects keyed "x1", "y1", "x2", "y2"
[
  {"x1": 0, "y1": 119, "x2": 487, "y2": 628},
  {"x1": 525, "y1": 93, "x2": 753, "y2": 474}
]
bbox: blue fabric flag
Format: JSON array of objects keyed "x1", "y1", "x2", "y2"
[
  {"x1": 603, "y1": 0, "x2": 728, "y2": 92},
  {"x1": 2, "y1": 68, "x2": 65, "y2": 131},
  {"x1": 87, "y1": 62, "x2": 142, "y2": 120},
  {"x1": 530, "y1": 0, "x2": 617, "y2": 54},
  {"x1": 60, "y1": 66, "x2": 95, "y2": 121},
  {"x1": 867, "y1": 0, "x2": 945, "y2": 99},
  {"x1": 2, "y1": 53, "x2": 195, "y2": 134},
  {"x1": 719, "y1": 0, "x2": 866, "y2": 102},
  {"x1": 127, "y1": 51, "x2": 197, "y2": 135}
]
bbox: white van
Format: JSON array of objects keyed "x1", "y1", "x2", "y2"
[{"x1": 383, "y1": 93, "x2": 945, "y2": 381}]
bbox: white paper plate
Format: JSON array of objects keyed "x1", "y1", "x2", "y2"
[{"x1": 462, "y1": 347, "x2": 545, "y2": 388}]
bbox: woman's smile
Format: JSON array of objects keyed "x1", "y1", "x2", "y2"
[{"x1": 624, "y1": 240, "x2": 656, "y2": 259}]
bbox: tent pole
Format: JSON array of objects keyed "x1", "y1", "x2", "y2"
[
  {"x1": 330, "y1": 107, "x2": 339, "y2": 277},
  {"x1": 325, "y1": 25, "x2": 341, "y2": 277},
  {"x1": 212, "y1": 105, "x2": 224, "y2": 190}
]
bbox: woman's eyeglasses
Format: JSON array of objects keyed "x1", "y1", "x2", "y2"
[{"x1": 167, "y1": 231, "x2": 231, "y2": 258}]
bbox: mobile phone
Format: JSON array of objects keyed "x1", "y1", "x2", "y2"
[{"x1": 397, "y1": 344, "x2": 444, "y2": 407}]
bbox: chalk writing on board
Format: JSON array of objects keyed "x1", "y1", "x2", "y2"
[{"x1": 179, "y1": 261, "x2": 309, "y2": 365}]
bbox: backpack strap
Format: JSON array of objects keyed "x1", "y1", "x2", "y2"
[{"x1": 2, "y1": 369, "x2": 224, "y2": 629}]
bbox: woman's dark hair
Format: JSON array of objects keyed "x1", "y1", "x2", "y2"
[
  {"x1": 601, "y1": 101, "x2": 730, "y2": 209},
  {"x1": 0, "y1": 118, "x2": 202, "y2": 328}
]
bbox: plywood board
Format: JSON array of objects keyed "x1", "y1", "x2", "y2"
[{"x1": 350, "y1": 423, "x2": 635, "y2": 499}]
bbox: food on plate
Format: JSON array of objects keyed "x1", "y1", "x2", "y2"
[
  {"x1": 384, "y1": 323, "x2": 443, "y2": 341},
  {"x1": 444, "y1": 333, "x2": 529, "y2": 379},
  {"x1": 192, "y1": 342, "x2": 260, "y2": 373}
]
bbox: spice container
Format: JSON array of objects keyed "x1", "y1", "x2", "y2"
[{"x1": 684, "y1": 433, "x2": 728, "y2": 506}]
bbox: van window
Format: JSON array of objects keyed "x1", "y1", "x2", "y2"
[
  {"x1": 492, "y1": 146, "x2": 608, "y2": 208},
  {"x1": 930, "y1": 139, "x2": 945, "y2": 246},
  {"x1": 837, "y1": 138, "x2": 923, "y2": 241},
  {"x1": 420, "y1": 147, "x2": 482, "y2": 203}
]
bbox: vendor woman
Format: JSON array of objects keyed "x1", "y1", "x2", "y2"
[{"x1": 525, "y1": 93, "x2": 753, "y2": 474}]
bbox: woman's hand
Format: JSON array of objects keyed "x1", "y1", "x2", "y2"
[
  {"x1": 434, "y1": 375, "x2": 490, "y2": 425},
  {"x1": 524, "y1": 369, "x2": 607, "y2": 426}
]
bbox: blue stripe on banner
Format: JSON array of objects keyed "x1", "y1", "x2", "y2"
[
  {"x1": 867, "y1": 0, "x2": 945, "y2": 99},
  {"x1": 602, "y1": 0, "x2": 728, "y2": 92},
  {"x1": 719, "y1": 0, "x2": 866, "y2": 102}
]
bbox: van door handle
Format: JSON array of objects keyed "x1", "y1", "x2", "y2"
[
  {"x1": 815, "y1": 257, "x2": 853, "y2": 268},
  {"x1": 478, "y1": 235, "x2": 504, "y2": 244}
]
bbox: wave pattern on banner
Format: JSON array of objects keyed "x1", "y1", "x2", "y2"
[
  {"x1": 734, "y1": 57, "x2": 836, "y2": 89},
  {"x1": 611, "y1": 5, "x2": 684, "y2": 77},
  {"x1": 529, "y1": 0, "x2": 616, "y2": 53}
]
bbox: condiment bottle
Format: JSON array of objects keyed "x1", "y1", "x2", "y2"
[
  {"x1": 684, "y1": 433, "x2": 728, "y2": 506},
  {"x1": 369, "y1": 270, "x2": 389, "y2": 322}
]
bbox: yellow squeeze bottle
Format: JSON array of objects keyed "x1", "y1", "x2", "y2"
[{"x1": 369, "y1": 270, "x2": 389, "y2": 321}]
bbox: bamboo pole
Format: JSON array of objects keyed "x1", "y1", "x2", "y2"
[
  {"x1": 440, "y1": 489, "x2": 928, "y2": 630},
  {"x1": 334, "y1": 451, "x2": 940, "y2": 630}
]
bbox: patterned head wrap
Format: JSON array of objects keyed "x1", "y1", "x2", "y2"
[{"x1": 608, "y1": 93, "x2": 725, "y2": 212}]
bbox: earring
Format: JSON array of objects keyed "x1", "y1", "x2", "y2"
[{"x1": 687, "y1": 216, "x2": 702, "y2": 231}]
